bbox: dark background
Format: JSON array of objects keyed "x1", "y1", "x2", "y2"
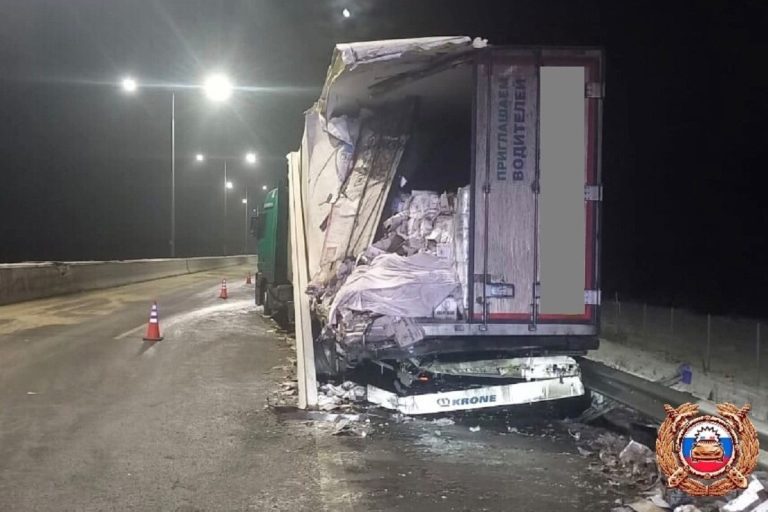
[{"x1": 1, "y1": 0, "x2": 766, "y2": 315}]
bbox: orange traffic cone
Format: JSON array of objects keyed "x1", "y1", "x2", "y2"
[
  {"x1": 143, "y1": 302, "x2": 163, "y2": 342},
  {"x1": 219, "y1": 279, "x2": 228, "y2": 299},
  {"x1": 245, "y1": 272, "x2": 252, "y2": 285}
]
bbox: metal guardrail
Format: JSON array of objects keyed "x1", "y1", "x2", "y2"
[{"x1": 579, "y1": 358, "x2": 768, "y2": 467}]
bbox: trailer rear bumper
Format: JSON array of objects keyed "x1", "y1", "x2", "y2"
[
  {"x1": 367, "y1": 375, "x2": 584, "y2": 415},
  {"x1": 360, "y1": 335, "x2": 599, "y2": 360}
]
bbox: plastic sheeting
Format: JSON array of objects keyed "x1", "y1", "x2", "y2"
[
  {"x1": 328, "y1": 252, "x2": 459, "y2": 323},
  {"x1": 301, "y1": 110, "x2": 357, "y2": 279}
]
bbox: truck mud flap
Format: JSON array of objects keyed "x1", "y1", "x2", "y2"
[{"x1": 367, "y1": 375, "x2": 584, "y2": 415}]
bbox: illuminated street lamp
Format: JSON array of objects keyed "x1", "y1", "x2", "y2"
[
  {"x1": 342, "y1": 8, "x2": 351, "y2": 18},
  {"x1": 262, "y1": 185, "x2": 267, "y2": 191},
  {"x1": 203, "y1": 73, "x2": 233, "y2": 102},
  {"x1": 118, "y1": 73, "x2": 233, "y2": 257},
  {"x1": 121, "y1": 76, "x2": 137, "y2": 93},
  {"x1": 245, "y1": 152, "x2": 257, "y2": 165},
  {"x1": 225, "y1": 181, "x2": 233, "y2": 190}
]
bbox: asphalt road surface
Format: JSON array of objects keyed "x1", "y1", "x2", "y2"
[{"x1": 0, "y1": 265, "x2": 623, "y2": 511}]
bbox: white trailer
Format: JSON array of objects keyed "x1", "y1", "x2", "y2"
[{"x1": 289, "y1": 37, "x2": 604, "y2": 413}]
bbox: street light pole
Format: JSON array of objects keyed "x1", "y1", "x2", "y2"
[
  {"x1": 223, "y1": 160, "x2": 228, "y2": 255},
  {"x1": 170, "y1": 92, "x2": 176, "y2": 257},
  {"x1": 119, "y1": 73, "x2": 233, "y2": 259},
  {"x1": 243, "y1": 185, "x2": 249, "y2": 254}
]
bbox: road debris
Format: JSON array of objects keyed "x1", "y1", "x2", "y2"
[
  {"x1": 317, "y1": 381, "x2": 367, "y2": 411},
  {"x1": 721, "y1": 476, "x2": 766, "y2": 512},
  {"x1": 573, "y1": 428, "x2": 660, "y2": 494},
  {"x1": 331, "y1": 416, "x2": 369, "y2": 437},
  {"x1": 673, "y1": 506, "x2": 702, "y2": 512},
  {"x1": 469, "y1": 425, "x2": 481, "y2": 432},
  {"x1": 627, "y1": 500, "x2": 667, "y2": 512}
]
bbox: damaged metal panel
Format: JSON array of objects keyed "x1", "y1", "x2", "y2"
[
  {"x1": 420, "y1": 355, "x2": 580, "y2": 380},
  {"x1": 367, "y1": 375, "x2": 584, "y2": 415},
  {"x1": 319, "y1": 36, "x2": 480, "y2": 118},
  {"x1": 473, "y1": 55, "x2": 539, "y2": 321},
  {"x1": 311, "y1": 100, "x2": 416, "y2": 288}
]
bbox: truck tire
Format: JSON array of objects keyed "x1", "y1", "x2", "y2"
[
  {"x1": 254, "y1": 281, "x2": 263, "y2": 306},
  {"x1": 263, "y1": 287, "x2": 273, "y2": 316}
]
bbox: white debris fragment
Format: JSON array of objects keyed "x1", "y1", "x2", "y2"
[
  {"x1": 647, "y1": 492, "x2": 670, "y2": 509},
  {"x1": 619, "y1": 440, "x2": 655, "y2": 466},
  {"x1": 627, "y1": 500, "x2": 667, "y2": 512},
  {"x1": 26, "y1": 391, "x2": 37, "y2": 395},
  {"x1": 722, "y1": 476, "x2": 765, "y2": 512},
  {"x1": 431, "y1": 418, "x2": 455, "y2": 427},
  {"x1": 469, "y1": 426, "x2": 481, "y2": 433},
  {"x1": 672, "y1": 505, "x2": 701, "y2": 512}
]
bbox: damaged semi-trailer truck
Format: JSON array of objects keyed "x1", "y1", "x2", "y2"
[{"x1": 280, "y1": 36, "x2": 604, "y2": 414}]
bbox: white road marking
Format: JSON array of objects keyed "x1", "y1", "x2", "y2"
[{"x1": 114, "y1": 324, "x2": 146, "y2": 340}]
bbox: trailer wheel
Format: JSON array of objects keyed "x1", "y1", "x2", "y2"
[{"x1": 254, "y1": 281, "x2": 263, "y2": 306}]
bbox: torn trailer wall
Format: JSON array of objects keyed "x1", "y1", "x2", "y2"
[{"x1": 291, "y1": 37, "x2": 604, "y2": 410}]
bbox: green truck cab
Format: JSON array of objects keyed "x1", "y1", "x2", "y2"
[{"x1": 250, "y1": 184, "x2": 293, "y2": 327}]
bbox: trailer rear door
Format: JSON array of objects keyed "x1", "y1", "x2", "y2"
[{"x1": 471, "y1": 48, "x2": 602, "y2": 333}]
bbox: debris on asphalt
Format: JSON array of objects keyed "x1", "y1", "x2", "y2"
[
  {"x1": 619, "y1": 440, "x2": 655, "y2": 473},
  {"x1": 721, "y1": 476, "x2": 766, "y2": 512},
  {"x1": 673, "y1": 506, "x2": 702, "y2": 512},
  {"x1": 505, "y1": 425, "x2": 534, "y2": 436},
  {"x1": 431, "y1": 417, "x2": 455, "y2": 426},
  {"x1": 331, "y1": 416, "x2": 369, "y2": 437},
  {"x1": 661, "y1": 487, "x2": 695, "y2": 509},
  {"x1": 469, "y1": 425, "x2": 481, "y2": 432},
  {"x1": 317, "y1": 381, "x2": 367, "y2": 411},
  {"x1": 266, "y1": 349, "x2": 300, "y2": 408},
  {"x1": 626, "y1": 500, "x2": 667, "y2": 512},
  {"x1": 574, "y1": 429, "x2": 660, "y2": 493}
]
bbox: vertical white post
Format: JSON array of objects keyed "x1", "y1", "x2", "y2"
[{"x1": 287, "y1": 151, "x2": 317, "y2": 409}]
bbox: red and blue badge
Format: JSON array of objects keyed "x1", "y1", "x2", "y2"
[{"x1": 679, "y1": 419, "x2": 734, "y2": 475}]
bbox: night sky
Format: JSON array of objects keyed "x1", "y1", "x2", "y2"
[{"x1": 1, "y1": 1, "x2": 766, "y2": 315}]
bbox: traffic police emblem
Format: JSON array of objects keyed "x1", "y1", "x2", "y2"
[{"x1": 656, "y1": 403, "x2": 759, "y2": 496}]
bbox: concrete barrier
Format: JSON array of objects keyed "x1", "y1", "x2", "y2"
[{"x1": 0, "y1": 255, "x2": 257, "y2": 306}]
